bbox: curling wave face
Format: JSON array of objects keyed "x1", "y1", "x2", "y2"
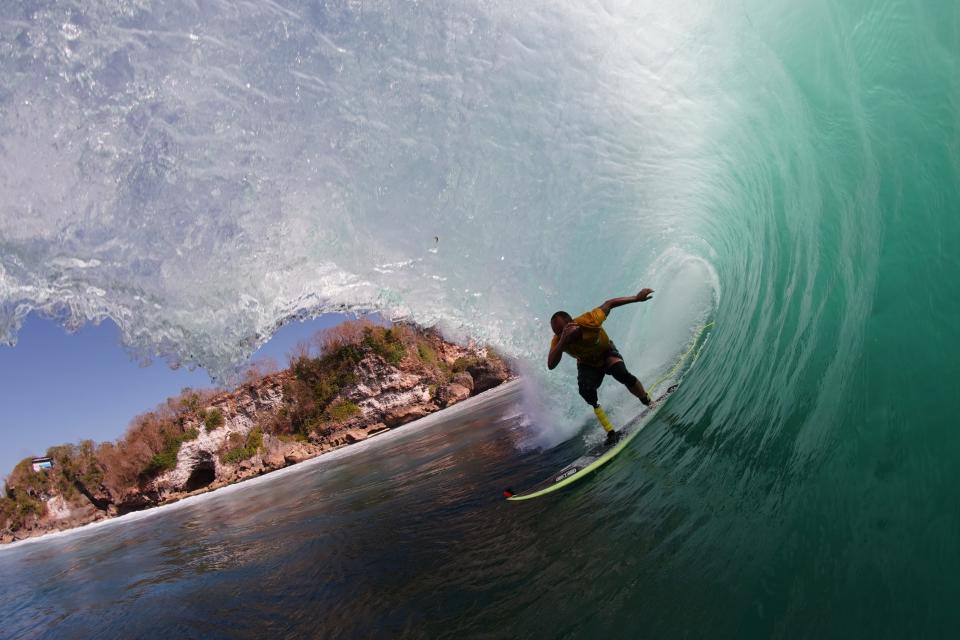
[
  {"x1": 2, "y1": 0, "x2": 960, "y2": 634},
  {"x1": 0, "y1": 1, "x2": 724, "y2": 381}
]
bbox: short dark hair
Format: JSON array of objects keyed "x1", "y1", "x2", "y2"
[{"x1": 550, "y1": 311, "x2": 572, "y2": 324}]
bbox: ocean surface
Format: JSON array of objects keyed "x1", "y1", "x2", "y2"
[
  {"x1": 1, "y1": 0, "x2": 959, "y2": 637},
  {"x1": 0, "y1": 382, "x2": 609, "y2": 639}
]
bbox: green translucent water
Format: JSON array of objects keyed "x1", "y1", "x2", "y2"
[
  {"x1": 658, "y1": 1, "x2": 960, "y2": 634},
  {"x1": 1, "y1": 1, "x2": 958, "y2": 637}
]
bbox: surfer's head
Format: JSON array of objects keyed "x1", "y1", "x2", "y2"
[{"x1": 550, "y1": 311, "x2": 572, "y2": 335}]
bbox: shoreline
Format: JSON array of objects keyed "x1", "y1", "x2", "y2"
[{"x1": 0, "y1": 379, "x2": 521, "y2": 551}]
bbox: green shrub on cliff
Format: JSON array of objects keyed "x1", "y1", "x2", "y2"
[
  {"x1": 2, "y1": 458, "x2": 49, "y2": 530},
  {"x1": 204, "y1": 408, "x2": 225, "y2": 431},
  {"x1": 364, "y1": 327, "x2": 406, "y2": 364},
  {"x1": 142, "y1": 428, "x2": 199, "y2": 478},
  {"x1": 249, "y1": 427, "x2": 263, "y2": 451},
  {"x1": 415, "y1": 338, "x2": 454, "y2": 382},
  {"x1": 326, "y1": 400, "x2": 360, "y2": 422},
  {"x1": 220, "y1": 428, "x2": 263, "y2": 464},
  {"x1": 0, "y1": 496, "x2": 15, "y2": 529},
  {"x1": 452, "y1": 356, "x2": 479, "y2": 373},
  {"x1": 46, "y1": 440, "x2": 103, "y2": 497},
  {"x1": 178, "y1": 391, "x2": 204, "y2": 415},
  {"x1": 284, "y1": 328, "x2": 388, "y2": 435},
  {"x1": 278, "y1": 324, "x2": 416, "y2": 438},
  {"x1": 0, "y1": 493, "x2": 44, "y2": 531},
  {"x1": 416, "y1": 341, "x2": 447, "y2": 371},
  {"x1": 7, "y1": 458, "x2": 49, "y2": 496},
  {"x1": 417, "y1": 343, "x2": 435, "y2": 365}
]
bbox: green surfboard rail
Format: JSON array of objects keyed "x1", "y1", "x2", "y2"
[
  {"x1": 507, "y1": 322, "x2": 713, "y2": 502},
  {"x1": 506, "y1": 420, "x2": 646, "y2": 501}
]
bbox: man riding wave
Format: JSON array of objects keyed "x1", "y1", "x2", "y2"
[{"x1": 548, "y1": 288, "x2": 655, "y2": 444}]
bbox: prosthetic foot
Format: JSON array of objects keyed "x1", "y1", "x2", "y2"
[{"x1": 594, "y1": 406, "x2": 620, "y2": 445}]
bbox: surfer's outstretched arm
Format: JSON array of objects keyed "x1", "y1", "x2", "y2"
[{"x1": 599, "y1": 288, "x2": 655, "y2": 315}]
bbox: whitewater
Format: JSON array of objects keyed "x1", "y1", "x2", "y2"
[{"x1": 1, "y1": 0, "x2": 959, "y2": 637}]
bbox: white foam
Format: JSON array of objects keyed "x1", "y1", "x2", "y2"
[{"x1": 0, "y1": 2, "x2": 731, "y2": 384}]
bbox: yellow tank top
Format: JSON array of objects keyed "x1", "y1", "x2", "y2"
[{"x1": 550, "y1": 307, "x2": 611, "y2": 368}]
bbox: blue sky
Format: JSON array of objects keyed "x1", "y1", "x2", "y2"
[{"x1": 0, "y1": 312, "x2": 359, "y2": 485}]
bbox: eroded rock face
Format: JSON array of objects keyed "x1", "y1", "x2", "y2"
[
  {"x1": 359, "y1": 385, "x2": 432, "y2": 418},
  {"x1": 349, "y1": 355, "x2": 433, "y2": 420},
  {"x1": 45, "y1": 495, "x2": 72, "y2": 521},
  {"x1": 342, "y1": 429, "x2": 368, "y2": 444},
  {"x1": 150, "y1": 336, "x2": 511, "y2": 500},
  {"x1": 153, "y1": 374, "x2": 288, "y2": 496},
  {"x1": 151, "y1": 342, "x2": 510, "y2": 498},
  {"x1": 256, "y1": 435, "x2": 321, "y2": 469}
]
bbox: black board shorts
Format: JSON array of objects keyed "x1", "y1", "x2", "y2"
[{"x1": 576, "y1": 345, "x2": 624, "y2": 391}]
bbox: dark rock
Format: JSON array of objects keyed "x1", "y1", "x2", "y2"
[
  {"x1": 452, "y1": 371, "x2": 474, "y2": 391},
  {"x1": 436, "y1": 383, "x2": 471, "y2": 408},
  {"x1": 116, "y1": 489, "x2": 161, "y2": 515},
  {"x1": 184, "y1": 452, "x2": 216, "y2": 491},
  {"x1": 366, "y1": 422, "x2": 389, "y2": 436},
  {"x1": 466, "y1": 359, "x2": 511, "y2": 394},
  {"x1": 383, "y1": 403, "x2": 437, "y2": 427},
  {"x1": 282, "y1": 442, "x2": 314, "y2": 465},
  {"x1": 263, "y1": 443, "x2": 286, "y2": 469},
  {"x1": 73, "y1": 479, "x2": 112, "y2": 511}
]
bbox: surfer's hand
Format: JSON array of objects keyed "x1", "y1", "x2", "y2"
[
  {"x1": 560, "y1": 323, "x2": 580, "y2": 343},
  {"x1": 636, "y1": 288, "x2": 655, "y2": 301}
]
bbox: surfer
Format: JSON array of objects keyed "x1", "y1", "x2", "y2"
[{"x1": 547, "y1": 289, "x2": 655, "y2": 444}]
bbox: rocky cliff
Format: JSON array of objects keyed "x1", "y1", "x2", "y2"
[{"x1": 1, "y1": 323, "x2": 512, "y2": 544}]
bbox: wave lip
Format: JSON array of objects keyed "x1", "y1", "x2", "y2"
[{"x1": 0, "y1": 1, "x2": 726, "y2": 382}]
